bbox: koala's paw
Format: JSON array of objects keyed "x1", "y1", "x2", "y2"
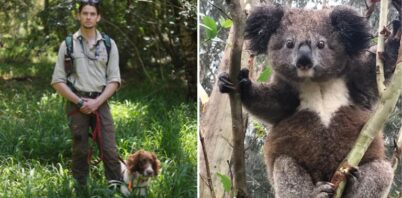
[
  {"x1": 218, "y1": 72, "x2": 236, "y2": 93},
  {"x1": 238, "y1": 68, "x2": 251, "y2": 94},
  {"x1": 312, "y1": 182, "x2": 335, "y2": 198},
  {"x1": 345, "y1": 166, "x2": 360, "y2": 186},
  {"x1": 218, "y1": 69, "x2": 252, "y2": 95}
]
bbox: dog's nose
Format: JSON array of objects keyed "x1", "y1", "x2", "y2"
[
  {"x1": 296, "y1": 44, "x2": 313, "y2": 70},
  {"x1": 145, "y1": 169, "x2": 154, "y2": 176}
]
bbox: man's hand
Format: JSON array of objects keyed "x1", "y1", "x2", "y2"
[
  {"x1": 80, "y1": 98, "x2": 101, "y2": 114},
  {"x1": 77, "y1": 82, "x2": 119, "y2": 115}
]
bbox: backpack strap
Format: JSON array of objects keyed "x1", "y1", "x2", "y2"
[
  {"x1": 65, "y1": 34, "x2": 74, "y2": 61},
  {"x1": 101, "y1": 32, "x2": 111, "y2": 66},
  {"x1": 64, "y1": 34, "x2": 74, "y2": 81},
  {"x1": 64, "y1": 33, "x2": 111, "y2": 88}
]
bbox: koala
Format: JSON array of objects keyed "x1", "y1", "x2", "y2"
[{"x1": 219, "y1": 5, "x2": 400, "y2": 198}]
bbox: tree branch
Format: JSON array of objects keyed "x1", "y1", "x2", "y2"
[
  {"x1": 376, "y1": 0, "x2": 389, "y2": 95},
  {"x1": 207, "y1": 2, "x2": 232, "y2": 20},
  {"x1": 392, "y1": 126, "x2": 402, "y2": 169},
  {"x1": 200, "y1": 131, "x2": 216, "y2": 198},
  {"x1": 332, "y1": 20, "x2": 402, "y2": 198},
  {"x1": 383, "y1": 125, "x2": 402, "y2": 198},
  {"x1": 225, "y1": 0, "x2": 248, "y2": 197}
]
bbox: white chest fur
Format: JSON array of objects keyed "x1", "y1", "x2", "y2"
[{"x1": 297, "y1": 79, "x2": 350, "y2": 127}]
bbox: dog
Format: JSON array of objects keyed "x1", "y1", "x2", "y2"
[{"x1": 119, "y1": 150, "x2": 160, "y2": 197}]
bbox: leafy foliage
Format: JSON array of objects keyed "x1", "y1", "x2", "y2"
[
  {"x1": 0, "y1": 0, "x2": 197, "y2": 99},
  {"x1": 201, "y1": 16, "x2": 218, "y2": 41},
  {"x1": 0, "y1": 62, "x2": 196, "y2": 197},
  {"x1": 200, "y1": 15, "x2": 232, "y2": 41}
]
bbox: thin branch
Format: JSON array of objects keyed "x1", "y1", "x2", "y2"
[
  {"x1": 225, "y1": 0, "x2": 248, "y2": 196},
  {"x1": 376, "y1": 0, "x2": 389, "y2": 95},
  {"x1": 364, "y1": 0, "x2": 369, "y2": 9},
  {"x1": 227, "y1": 160, "x2": 234, "y2": 198},
  {"x1": 392, "y1": 0, "x2": 401, "y2": 20},
  {"x1": 392, "y1": 126, "x2": 402, "y2": 169},
  {"x1": 383, "y1": 126, "x2": 402, "y2": 198},
  {"x1": 200, "y1": 131, "x2": 216, "y2": 198},
  {"x1": 200, "y1": 175, "x2": 211, "y2": 189},
  {"x1": 207, "y1": 1, "x2": 232, "y2": 20}
]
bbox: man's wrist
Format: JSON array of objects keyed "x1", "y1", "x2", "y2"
[
  {"x1": 76, "y1": 98, "x2": 84, "y2": 108},
  {"x1": 95, "y1": 96, "x2": 104, "y2": 106}
]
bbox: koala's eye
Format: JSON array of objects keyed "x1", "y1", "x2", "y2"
[
  {"x1": 286, "y1": 40, "x2": 294, "y2": 49},
  {"x1": 317, "y1": 41, "x2": 325, "y2": 49}
]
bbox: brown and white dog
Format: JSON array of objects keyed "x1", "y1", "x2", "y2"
[{"x1": 120, "y1": 150, "x2": 160, "y2": 197}]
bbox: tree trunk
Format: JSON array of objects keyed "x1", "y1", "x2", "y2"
[
  {"x1": 199, "y1": 26, "x2": 248, "y2": 198},
  {"x1": 179, "y1": 21, "x2": 197, "y2": 101}
]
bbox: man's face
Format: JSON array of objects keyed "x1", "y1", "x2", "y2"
[{"x1": 77, "y1": 5, "x2": 100, "y2": 29}]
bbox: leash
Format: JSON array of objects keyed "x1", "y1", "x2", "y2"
[
  {"x1": 68, "y1": 109, "x2": 104, "y2": 165},
  {"x1": 88, "y1": 110, "x2": 104, "y2": 165}
]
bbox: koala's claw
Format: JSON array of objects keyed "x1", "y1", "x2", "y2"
[
  {"x1": 218, "y1": 72, "x2": 236, "y2": 93},
  {"x1": 345, "y1": 166, "x2": 360, "y2": 185},
  {"x1": 239, "y1": 78, "x2": 251, "y2": 89},
  {"x1": 238, "y1": 68, "x2": 250, "y2": 80},
  {"x1": 218, "y1": 69, "x2": 252, "y2": 95},
  {"x1": 238, "y1": 69, "x2": 251, "y2": 92},
  {"x1": 312, "y1": 182, "x2": 335, "y2": 198}
]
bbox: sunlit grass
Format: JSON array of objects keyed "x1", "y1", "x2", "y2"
[
  {"x1": 0, "y1": 63, "x2": 48, "y2": 80},
  {"x1": 0, "y1": 62, "x2": 197, "y2": 197}
]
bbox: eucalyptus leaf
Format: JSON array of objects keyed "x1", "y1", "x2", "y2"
[
  {"x1": 216, "y1": 172, "x2": 232, "y2": 192},
  {"x1": 201, "y1": 16, "x2": 218, "y2": 40},
  {"x1": 219, "y1": 18, "x2": 233, "y2": 29},
  {"x1": 257, "y1": 67, "x2": 272, "y2": 82}
]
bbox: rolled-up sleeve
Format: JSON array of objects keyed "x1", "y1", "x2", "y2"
[
  {"x1": 106, "y1": 39, "x2": 121, "y2": 87},
  {"x1": 51, "y1": 42, "x2": 67, "y2": 85}
]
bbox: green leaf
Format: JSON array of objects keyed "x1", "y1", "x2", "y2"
[
  {"x1": 201, "y1": 16, "x2": 218, "y2": 40},
  {"x1": 257, "y1": 67, "x2": 272, "y2": 82},
  {"x1": 219, "y1": 17, "x2": 233, "y2": 29},
  {"x1": 216, "y1": 172, "x2": 232, "y2": 192}
]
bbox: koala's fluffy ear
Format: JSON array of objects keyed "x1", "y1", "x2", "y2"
[
  {"x1": 245, "y1": 5, "x2": 284, "y2": 54},
  {"x1": 330, "y1": 6, "x2": 371, "y2": 56}
]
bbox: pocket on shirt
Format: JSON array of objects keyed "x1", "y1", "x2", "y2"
[
  {"x1": 72, "y1": 53, "x2": 86, "y2": 71},
  {"x1": 98, "y1": 51, "x2": 108, "y2": 66}
]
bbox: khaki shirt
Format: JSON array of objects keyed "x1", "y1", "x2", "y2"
[{"x1": 51, "y1": 30, "x2": 121, "y2": 92}]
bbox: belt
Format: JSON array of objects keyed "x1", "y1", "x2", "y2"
[{"x1": 75, "y1": 91, "x2": 102, "y2": 99}]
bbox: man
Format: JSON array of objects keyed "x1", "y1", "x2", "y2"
[{"x1": 51, "y1": 1, "x2": 122, "y2": 188}]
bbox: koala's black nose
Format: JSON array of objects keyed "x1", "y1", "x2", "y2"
[{"x1": 296, "y1": 45, "x2": 313, "y2": 70}]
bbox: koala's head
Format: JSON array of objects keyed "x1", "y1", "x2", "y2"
[{"x1": 245, "y1": 5, "x2": 371, "y2": 82}]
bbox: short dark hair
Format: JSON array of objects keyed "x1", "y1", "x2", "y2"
[{"x1": 78, "y1": 2, "x2": 100, "y2": 15}]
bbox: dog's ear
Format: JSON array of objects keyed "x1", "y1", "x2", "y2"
[
  {"x1": 127, "y1": 153, "x2": 139, "y2": 172},
  {"x1": 151, "y1": 152, "x2": 160, "y2": 176}
]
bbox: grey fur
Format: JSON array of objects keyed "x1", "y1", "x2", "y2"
[{"x1": 218, "y1": 5, "x2": 400, "y2": 198}]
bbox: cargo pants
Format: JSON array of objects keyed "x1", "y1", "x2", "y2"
[{"x1": 66, "y1": 101, "x2": 122, "y2": 185}]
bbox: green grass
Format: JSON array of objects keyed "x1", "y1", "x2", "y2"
[{"x1": 0, "y1": 62, "x2": 197, "y2": 197}]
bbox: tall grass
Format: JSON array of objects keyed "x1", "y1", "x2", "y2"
[{"x1": 0, "y1": 62, "x2": 197, "y2": 197}]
